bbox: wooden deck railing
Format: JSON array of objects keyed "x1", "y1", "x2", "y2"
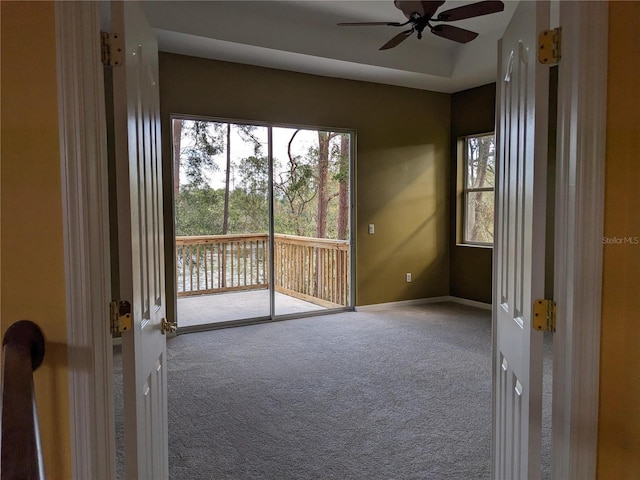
[
  {"x1": 1, "y1": 320, "x2": 46, "y2": 480},
  {"x1": 273, "y1": 234, "x2": 350, "y2": 307},
  {"x1": 176, "y1": 234, "x2": 269, "y2": 296},
  {"x1": 176, "y1": 233, "x2": 350, "y2": 307}
]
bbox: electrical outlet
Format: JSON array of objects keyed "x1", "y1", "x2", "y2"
[
  {"x1": 368, "y1": 224, "x2": 375, "y2": 235},
  {"x1": 406, "y1": 272, "x2": 412, "y2": 283}
]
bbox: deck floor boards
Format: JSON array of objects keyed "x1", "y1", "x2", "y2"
[{"x1": 177, "y1": 290, "x2": 326, "y2": 328}]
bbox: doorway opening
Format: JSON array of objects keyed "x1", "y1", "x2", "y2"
[{"x1": 171, "y1": 117, "x2": 354, "y2": 329}]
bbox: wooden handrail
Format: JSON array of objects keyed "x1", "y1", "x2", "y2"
[
  {"x1": 176, "y1": 233, "x2": 269, "y2": 245},
  {"x1": 175, "y1": 233, "x2": 350, "y2": 306},
  {"x1": 1, "y1": 320, "x2": 46, "y2": 480}
]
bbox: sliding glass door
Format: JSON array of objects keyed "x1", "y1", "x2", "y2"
[
  {"x1": 272, "y1": 127, "x2": 351, "y2": 316},
  {"x1": 171, "y1": 117, "x2": 352, "y2": 329}
]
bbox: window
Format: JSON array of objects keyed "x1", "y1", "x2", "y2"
[{"x1": 461, "y1": 133, "x2": 495, "y2": 245}]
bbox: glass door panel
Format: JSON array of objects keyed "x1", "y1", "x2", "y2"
[
  {"x1": 173, "y1": 118, "x2": 270, "y2": 328},
  {"x1": 272, "y1": 127, "x2": 352, "y2": 316}
]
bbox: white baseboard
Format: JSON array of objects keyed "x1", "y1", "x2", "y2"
[
  {"x1": 355, "y1": 296, "x2": 492, "y2": 312},
  {"x1": 447, "y1": 296, "x2": 492, "y2": 310},
  {"x1": 354, "y1": 296, "x2": 450, "y2": 311}
]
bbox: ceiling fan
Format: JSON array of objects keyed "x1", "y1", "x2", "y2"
[{"x1": 337, "y1": 0, "x2": 505, "y2": 50}]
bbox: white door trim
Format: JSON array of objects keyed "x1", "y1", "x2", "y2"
[
  {"x1": 552, "y1": 2, "x2": 607, "y2": 479},
  {"x1": 56, "y1": 3, "x2": 606, "y2": 479},
  {"x1": 56, "y1": 2, "x2": 115, "y2": 479}
]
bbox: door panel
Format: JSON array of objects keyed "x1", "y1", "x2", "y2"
[
  {"x1": 172, "y1": 119, "x2": 271, "y2": 328},
  {"x1": 493, "y1": 1, "x2": 549, "y2": 479},
  {"x1": 272, "y1": 127, "x2": 352, "y2": 316},
  {"x1": 112, "y1": 1, "x2": 168, "y2": 478}
]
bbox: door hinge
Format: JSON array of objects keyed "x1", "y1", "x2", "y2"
[
  {"x1": 100, "y1": 31, "x2": 124, "y2": 67},
  {"x1": 533, "y1": 299, "x2": 556, "y2": 333},
  {"x1": 538, "y1": 27, "x2": 562, "y2": 65},
  {"x1": 110, "y1": 300, "x2": 132, "y2": 334}
]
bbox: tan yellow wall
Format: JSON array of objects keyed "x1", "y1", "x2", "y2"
[
  {"x1": 158, "y1": 53, "x2": 451, "y2": 309},
  {"x1": 0, "y1": 2, "x2": 72, "y2": 477},
  {"x1": 597, "y1": 2, "x2": 640, "y2": 477},
  {"x1": 449, "y1": 83, "x2": 495, "y2": 303}
]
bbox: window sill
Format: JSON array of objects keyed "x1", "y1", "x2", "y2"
[{"x1": 455, "y1": 243, "x2": 493, "y2": 249}]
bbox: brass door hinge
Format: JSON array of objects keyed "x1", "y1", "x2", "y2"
[
  {"x1": 110, "y1": 300, "x2": 132, "y2": 334},
  {"x1": 100, "y1": 31, "x2": 124, "y2": 67},
  {"x1": 538, "y1": 27, "x2": 562, "y2": 65},
  {"x1": 533, "y1": 299, "x2": 556, "y2": 332}
]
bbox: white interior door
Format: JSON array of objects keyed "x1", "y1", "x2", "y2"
[
  {"x1": 493, "y1": 1, "x2": 550, "y2": 479},
  {"x1": 112, "y1": 1, "x2": 168, "y2": 478}
]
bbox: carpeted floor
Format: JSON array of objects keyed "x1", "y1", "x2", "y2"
[{"x1": 114, "y1": 302, "x2": 551, "y2": 479}]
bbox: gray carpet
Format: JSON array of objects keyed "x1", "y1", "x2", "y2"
[{"x1": 114, "y1": 302, "x2": 552, "y2": 479}]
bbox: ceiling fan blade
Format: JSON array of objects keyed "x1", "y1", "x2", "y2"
[
  {"x1": 380, "y1": 29, "x2": 414, "y2": 50},
  {"x1": 436, "y1": 1, "x2": 504, "y2": 22},
  {"x1": 338, "y1": 21, "x2": 403, "y2": 27},
  {"x1": 430, "y1": 24, "x2": 479, "y2": 43},
  {"x1": 420, "y1": 1, "x2": 446, "y2": 18},
  {"x1": 394, "y1": 1, "x2": 421, "y2": 17},
  {"x1": 394, "y1": 1, "x2": 437, "y2": 18}
]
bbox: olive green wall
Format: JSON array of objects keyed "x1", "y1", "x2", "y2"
[
  {"x1": 449, "y1": 83, "x2": 496, "y2": 304},
  {"x1": 158, "y1": 53, "x2": 451, "y2": 312}
]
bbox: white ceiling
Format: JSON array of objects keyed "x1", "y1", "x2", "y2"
[{"x1": 141, "y1": 1, "x2": 519, "y2": 93}]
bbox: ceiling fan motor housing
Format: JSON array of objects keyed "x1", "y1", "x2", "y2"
[{"x1": 394, "y1": 1, "x2": 431, "y2": 19}]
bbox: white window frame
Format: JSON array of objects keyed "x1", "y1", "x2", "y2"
[{"x1": 461, "y1": 132, "x2": 495, "y2": 246}]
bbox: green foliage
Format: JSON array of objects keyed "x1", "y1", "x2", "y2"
[
  {"x1": 175, "y1": 185, "x2": 270, "y2": 236},
  {"x1": 333, "y1": 158, "x2": 349, "y2": 183},
  {"x1": 180, "y1": 121, "x2": 225, "y2": 187},
  {"x1": 229, "y1": 188, "x2": 269, "y2": 234},
  {"x1": 175, "y1": 185, "x2": 222, "y2": 236},
  {"x1": 238, "y1": 155, "x2": 269, "y2": 195},
  {"x1": 235, "y1": 125, "x2": 264, "y2": 157},
  {"x1": 174, "y1": 121, "x2": 351, "y2": 240}
]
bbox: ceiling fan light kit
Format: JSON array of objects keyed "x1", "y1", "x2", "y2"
[{"x1": 337, "y1": 0, "x2": 505, "y2": 50}]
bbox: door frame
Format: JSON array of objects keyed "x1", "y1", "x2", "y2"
[
  {"x1": 167, "y1": 115, "x2": 357, "y2": 331},
  {"x1": 550, "y1": 2, "x2": 607, "y2": 478},
  {"x1": 56, "y1": 2, "x2": 115, "y2": 478},
  {"x1": 56, "y1": 2, "x2": 607, "y2": 479}
]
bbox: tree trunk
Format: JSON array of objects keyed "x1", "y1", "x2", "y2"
[
  {"x1": 337, "y1": 134, "x2": 349, "y2": 240},
  {"x1": 473, "y1": 137, "x2": 490, "y2": 188},
  {"x1": 316, "y1": 131, "x2": 331, "y2": 239},
  {"x1": 223, "y1": 123, "x2": 231, "y2": 235},
  {"x1": 172, "y1": 119, "x2": 182, "y2": 197},
  {"x1": 470, "y1": 137, "x2": 491, "y2": 241}
]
